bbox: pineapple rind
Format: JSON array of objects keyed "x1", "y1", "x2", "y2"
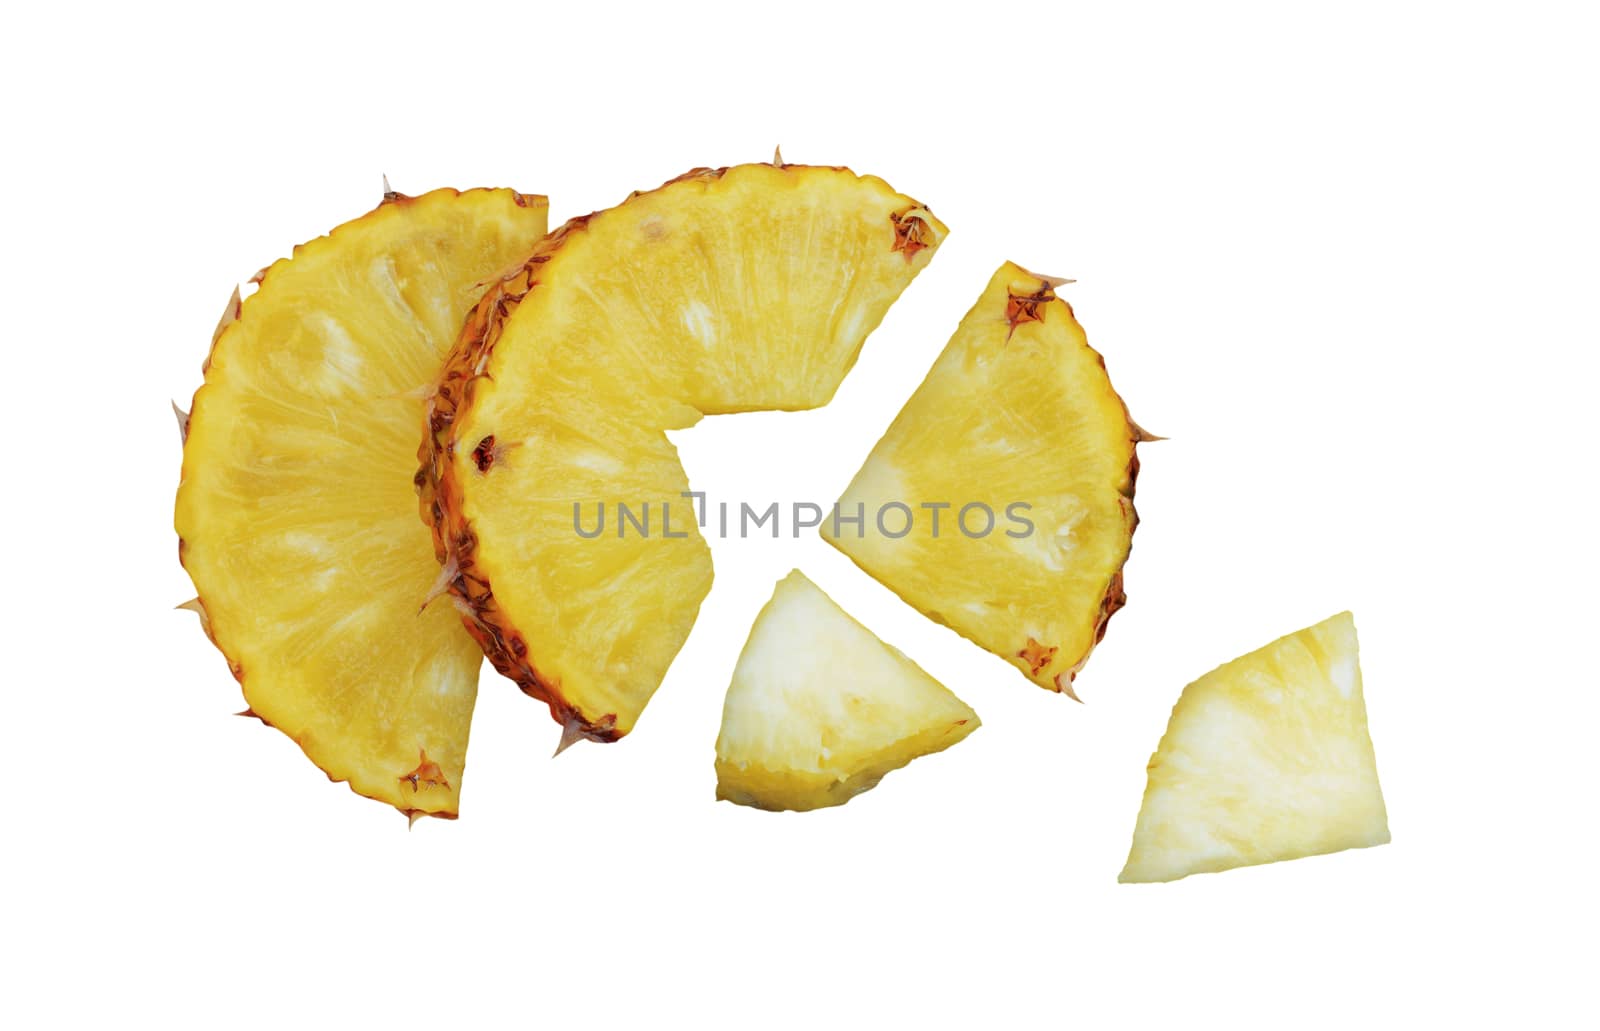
[
  {"x1": 824, "y1": 262, "x2": 1143, "y2": 694},
  {"x1": 176, "y1": 188, "x2": 549, "y2": 817},
  {"x1": 1119, "y1": 612, "x2": 1390, "y2": 883},
  {"x1": 420, "y1": 164, "x2": 946, "y2": 742},
  {"x1": 714, "y1": 571, "x2": 979, "y2": 811}
]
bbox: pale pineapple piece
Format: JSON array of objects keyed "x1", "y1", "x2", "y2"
[
  {"x1": 420, "y1": 162, "x2": 946, "y2": 744},
  {"x1": 715, "y1": 571, "x2": 979, "y2": 811},
  {"x1": 824, "y1": 262, "x2": 1149, "y2": 695},
  {"x1": 1120, "y1": 612, "x2": 1390, "y2": 883},
  {"x1": 175, "y1": 187, "x2": 549, "y2": 817}
]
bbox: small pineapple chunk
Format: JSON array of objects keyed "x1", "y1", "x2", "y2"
[
  {"x1": 716, "y1": 571, "x2": 979, "y2": 811},
  {"x1": 1120, "y1": 612, "x2": 1390, "y2": 883}
]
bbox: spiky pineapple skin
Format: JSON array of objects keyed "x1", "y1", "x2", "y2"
[
  {"x1": 415, "y1": 224, "x2": 604, "y2": 740},
  {"x1": 418, "y1": 164, "x2": 947, "y2": 744},
  {"x1": 178, "y1": 187, "x2": 548, "y2": 818}
]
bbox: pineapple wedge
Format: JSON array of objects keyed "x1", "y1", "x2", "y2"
[
  {"x1": 716, "y1": 571, "x2": 979, "y2": 811},
  {"x1": 175, "y1": 187, "x2": 549, "y2": 817},
  {"x1": 1120, "y1": 612, "x2": 1390, "y2": 883},
  {"x1": 824, "y1": 262, "x2": 1149, "y2": 696},
  {"x1": 420, "y1": 163, "x2": 945, "y2": 744}
]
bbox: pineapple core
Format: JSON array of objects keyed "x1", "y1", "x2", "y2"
[
  {"x1": 715, "y1": 571, "x2": 979, "y2": 811},
  {"x1": 1120, "y1": 612, "x2": 1390, "y2": 883}
]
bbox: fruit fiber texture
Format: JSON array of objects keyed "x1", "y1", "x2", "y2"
[
  {"x1": 420, "y1": 162, "x2": 946, "y2": 744},
  {"x1": 175, "y1": 188, "x2": 549, "y2": 817},
  {"x1": 824, "y1": 262, "x2": 1149, "y2": 697},
  {"x1": 1120, "y1": 612, "x2": 1390, "y2": 883},
  {"x1": 715, "y1": 571, "x2": 979, "y2": 811}
]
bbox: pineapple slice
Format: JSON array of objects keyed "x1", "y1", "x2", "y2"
[
  {"x1": 1120, "y1": 612, "x2": 1390, "y2": 883},
  {"x1": 824, "y1": 262, "x2": 1149, "y2": 696},
  {"x1": 715, "y1": 571, "x2": 979, "y2": 811},
  {"x1": 420, "y1": 162, "x2": 945, "y2": 744},
  {"x1": 175, "y1": 187, "x2": 549, "y2": 817}
]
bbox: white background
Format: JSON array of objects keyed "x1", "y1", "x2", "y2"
[{"x1": 4, "y1": 1, "x2": 1596, "y2": 1026}]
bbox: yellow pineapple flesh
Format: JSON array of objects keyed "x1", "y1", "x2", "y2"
[
  {"x1": 824, "y1": 262, "x2": 1147, "y2": 695},
  {"x1": 715, "y1": 571, "x2": 979, "y2": 811},
  {"x1": 1120, "y1": 612, "x2": 1390, "y2": 883},
  {"x1": 420, "y1": 163, "x2": 945, "y2": 744},
  {"x1": 175, "y1": 187, "x2": 549, "y2": 817}
]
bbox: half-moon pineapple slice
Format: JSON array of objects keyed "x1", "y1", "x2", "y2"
[
  {"x1": 716, "y1": 571, "x2": 979, "y2": 811},
  {"x1": 1120, "y1": 612, "x2": 1390, "y2": 883},
  {"x1": 824, "y1": 262, "x2": 1149, "y2": 696},
  {"x1": 175, "y1": 187, "x2": 549, "y2": 817},
  {"x1": 420, "y1": 162, "x2": 945, "y2": 744}
]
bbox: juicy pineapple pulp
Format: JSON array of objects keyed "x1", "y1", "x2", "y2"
[
  {"x1": 716, "y1": 571, "x2": 978, "y2": 811},
  {"x1": 176, "y1": 188, "x2": 549, "y2": 816},
  {"x1": 825, "y1": 262, "x2": 1143, "y2": 694},
  {"x1": 1120, "y1": 612, "x2": 1389, "y2": 883},
  {"x1": 421, "y1": 163, "x2": 946, "y2": 742}
]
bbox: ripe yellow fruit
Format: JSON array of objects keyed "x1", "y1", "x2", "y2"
[
  {"x1": 419, "y1": 162, "x2": 945, "y2": 745},
  {"x1": 715, "y1": 571, "x2": 979, "y2": 811},
  {"x1": 175, "y1": 187, "x2": 548, "y2": 817},
  {"x1": 824, "y1": 262, "x2": 1149, "y2": 696},
  {"x1": 1120, "y1": 612, "x2": 1390, "y2": 882}
]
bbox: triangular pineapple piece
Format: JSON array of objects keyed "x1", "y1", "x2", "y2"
[
  {"x1": 419, "y1": 163, "x2": 945, "y2": 744},
  {"x1": 1120, "y1": 612, "x2": 1390, "y2": 883},
  {"x1": 824, "y1": 262, "x2": 1148, "y2": 696},
  {"x1": 715, "y1": 571, "x2": 979, "y2": 811},
  {"x1": 175, "y1": 187, "x2": 548, "y2": 817}
]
